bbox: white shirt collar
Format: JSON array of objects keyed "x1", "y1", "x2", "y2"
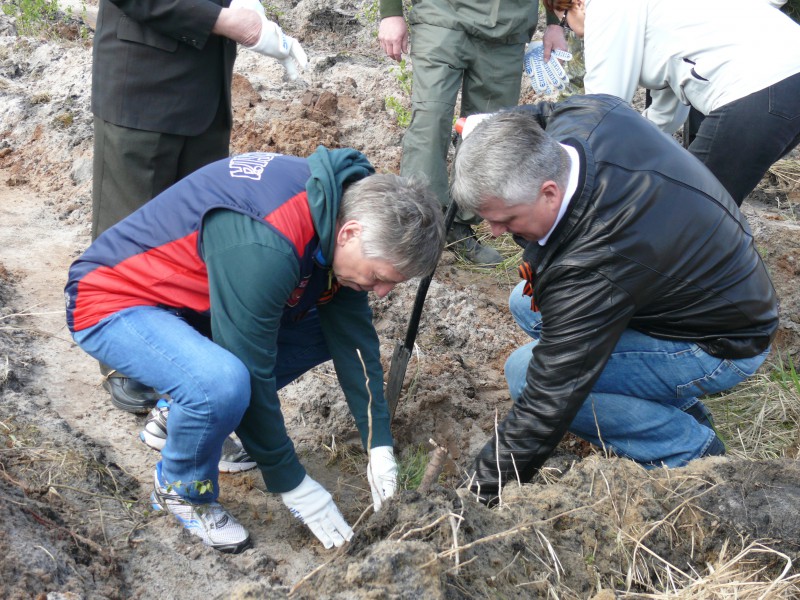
[{"x1": 538, "y1": 143, "x2": 580, "y2": 246}]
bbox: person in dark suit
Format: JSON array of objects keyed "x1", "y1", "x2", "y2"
[{"x1": 90, "y1": 0, "x2": 307, "y2": 417}]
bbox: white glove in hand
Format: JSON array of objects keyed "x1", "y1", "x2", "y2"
[
  {"x1": 281, "y1": 474, "x2": 353, "y2": 549},
  {"x1": 524, "y1": 41, "x2": 573, "y2": 95},
  {"x1": 367, "y1": 446, "x2": 398, "y2": 512},
  {"x1": 458, "y1": 113, "x2": 494, "y2": 140},
  {"x1": 230, "y1": 0, "x2": 308, "y2": 81}
]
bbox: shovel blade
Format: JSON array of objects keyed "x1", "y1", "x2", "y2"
[{"x1": 385, "y1": 340, "x2": 412, "y2": 420}]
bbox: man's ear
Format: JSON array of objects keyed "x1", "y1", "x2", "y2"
[
  {"x1": 336, "y1": 220, "x2": 363, "y2": 245},
  {"x1": 541, "y1": 180, "x2": 564, "y2": 207}
]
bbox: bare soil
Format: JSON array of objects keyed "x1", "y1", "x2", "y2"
[{"x1": 1, "y1": 2, "x2": 799, "y2": 598}]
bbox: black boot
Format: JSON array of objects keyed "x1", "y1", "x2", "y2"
[
  {"x1": 446, "y1": 222, "x2": 502, "y2": 267},
  {"x1": 100, "y1": 363, "x2": 160, "y2": 414}
]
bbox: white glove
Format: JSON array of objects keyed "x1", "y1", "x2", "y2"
[
  {"x1": 230, "y1": 0, "x2": 308, "y2": 81},
  {"x1": 523, "y1": 41, "x2": 573, "y2": 95},
  {"x1": 367, "y1": 446, "x2": 398, "y2": 512},
  {"x1": 281, "y1": 474, "x2": 353, "y2": 549},
  {"x1": 457, "y1": 113, "x2": 494, "y2": 140}
]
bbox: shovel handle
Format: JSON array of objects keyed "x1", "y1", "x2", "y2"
[{"x1": 403, "y1": 199, "x2": 459, "y2": 348}]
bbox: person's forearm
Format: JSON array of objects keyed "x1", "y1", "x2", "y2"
[{"x1": 212, "y1": 5, "x2": 261, "y2": 46}]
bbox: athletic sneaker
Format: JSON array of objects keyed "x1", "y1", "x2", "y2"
[
  {"x1": 140, "y1": 401, "x2": 257, "y2": 473},
  {"x1": 151, "y1": 463, "x2": 251, "y2": 554},
  {"x1": 219, "y1": 436, "x2": 258, "y2": 473},
  {"x1": 139, "y1": 398, "x2": 169, "y2": 451}
]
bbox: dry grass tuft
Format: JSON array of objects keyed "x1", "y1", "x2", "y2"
[
  {"x1": 704, "y1": 356, "x2": 800, "y2": 460},
  {"x1": 620, "y1": 541, "x2": 800, "y2": 599}
]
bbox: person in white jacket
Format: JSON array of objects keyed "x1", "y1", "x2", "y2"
[{"x1": 544, "y1": 0, "x2": 800, "y2": 205}]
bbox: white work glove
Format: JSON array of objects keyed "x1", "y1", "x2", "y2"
[
  {"x1": 366, "y1": 446, "x2": 398, "y2": 512},
  {"x1": 456, "y1": 113, "x2": 494, "y2": 140},
  {"x1": 231, "y1": 0, "x2": 308, "y2": 81},
  {"x1": 523, "y1": 41, "x2": 573, "y2": 95},
  {"x1": 281, "y1": 474, "x2": 353, "y2": 549}
]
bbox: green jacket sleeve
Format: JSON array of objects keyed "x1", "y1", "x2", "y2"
[
  {"x1": 202, "y1": 209, "x2": 307, "y2": 494},
  {"x1": 317, "y1": 286, "x2": 393, "y2": 451},
  {"x1": 379, "y1": 0, "x2": 404, "y2": 19}
]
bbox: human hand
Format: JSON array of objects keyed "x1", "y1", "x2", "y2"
[
  {"x1": 281, "y1": 474, "x2": 354, "y2": 549},
  {"x1": 524, "y1": 40, "x2": 573, "y2": 95},
  {"x1": 542, "y1": 23, "x2": 568, "y2": 62},
  {"x1": 230, "y1": 0, "x2": 308, "y2": 81},
  {"x1": 367, "y1": 446, "x2": 398, "y2": 511},
  {"x1": 378, "y1": 16, "x2": 408, "y2": 62}
]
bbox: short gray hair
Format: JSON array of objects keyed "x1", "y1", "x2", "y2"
[
  {"x1": 339, "y1": 174, "x2": 445, "y2": 278},
  {"x1": 451, "y1": 111, "x2": 569, "y2": 213}
]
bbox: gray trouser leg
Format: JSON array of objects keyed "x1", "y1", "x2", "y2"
[
  {"x1": 91, "y1": 102, "x2": 230, "y2": 239},
  {"x1": 401, "y1": 23, "x2": 525, "y2": 224}
]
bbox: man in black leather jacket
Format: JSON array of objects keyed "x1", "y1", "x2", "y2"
[{"x1": 451, "y1": 95, "x2": 779, "y2": 504}]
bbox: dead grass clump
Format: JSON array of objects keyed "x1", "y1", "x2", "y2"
[
  {"x1": 620, "y1": 541, "x2": 800, "y2": 599},
  {"x1": 704, "y1": 357, "x2": 800, "y2": 460}
]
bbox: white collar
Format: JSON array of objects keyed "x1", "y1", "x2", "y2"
[{"x1": 539, "y1": 143, "x2": 580, "y2": 246}]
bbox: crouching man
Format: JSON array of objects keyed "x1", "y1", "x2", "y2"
[
  {"x1": 451, "y1": 95, "x2": 778, "y2": 504},
  {"x1": 65, "y1": 147, "x2": 444, "y2": 551}
]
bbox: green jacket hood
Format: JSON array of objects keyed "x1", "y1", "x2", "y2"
[{"x1": 306, "y1": 146, "x2": 375, "y2": 265}]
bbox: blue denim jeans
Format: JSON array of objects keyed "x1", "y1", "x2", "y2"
[
  {"x1": 503, "y1": 281, "x2": 769, "y2": 468},
  {"x1": 688, "y1": 71, "x2": 800, "y2": 206},
  {"x1": 73, "y1": 306, "x2": 330, "y2": 502}
]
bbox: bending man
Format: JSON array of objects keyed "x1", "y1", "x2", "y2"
[
  {"x1": 66, "y1": 147, "x2": 444, "y2": 551},
  {"x1": 452, "y1": 96, "x2": 778, "y2": 504}
]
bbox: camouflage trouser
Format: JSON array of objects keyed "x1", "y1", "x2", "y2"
[{"x1": 400, "y1": 23, "x2": 525, "y2": 224}]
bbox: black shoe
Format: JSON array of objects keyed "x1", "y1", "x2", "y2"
[
  {"x1": 446, "y1": 222, "x2": 502, "y2": 267},
  {"x1": 100, "y1": 364, "x2": 160, "y2": 414},
  {"x1": 686, "y1": 402, "x2": 726, "y2": 456},
  {"x1": 702, "y1": 435, "x2": 726, "y2": 457}
]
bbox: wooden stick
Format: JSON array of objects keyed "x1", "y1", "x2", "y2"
[{"x1": 418, "y1": 438, "x2": 449, "y2": 494}]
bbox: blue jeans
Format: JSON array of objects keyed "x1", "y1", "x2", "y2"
[
  {"x1": 688, "y1": 71, "x2": 800, "y2": 206},
  {"x1": 503, "y1": 281, "x2": 769, "y2": 468},
  {"x1": 73, "y1": 306, "x2": 330, "y2": 502}
]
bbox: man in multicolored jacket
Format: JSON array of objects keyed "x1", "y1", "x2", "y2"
[{"x1": 65, "y1": 146, "x2": 445, "y2": 553}]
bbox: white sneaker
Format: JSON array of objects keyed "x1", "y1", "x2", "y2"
[
  {"x1": 219, "y1": 436, "x2": 258, "y2": 473},
  {"x1": 140, "y1": 402, "x2": 257, "y2": 473},
  {"x1": 139, "y1": 399, "x2": 169, "y2": 451},
  {"x1": 151, "y1": 463, "x2": 251, "y2": 554}
]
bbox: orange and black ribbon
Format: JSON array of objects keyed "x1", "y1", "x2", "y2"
[
  {"x1": 518, "y1": 260, "x2": 539, "y2": 312},
  {"x1": 317, "y1": 276, "x2": 342, "y2": 305}
]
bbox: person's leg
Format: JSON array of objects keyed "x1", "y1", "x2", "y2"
[
  {"x1": 73, "y1": 306, "x2": 250, "y2": 502},
  {"x1": 503, "y1": 282, "x2": 769, "y2": 467},
  {"x1": 401, "y1": 24, "x2": 466, "y2": 211},
  {"x1": 461, "y1": 37, "x2": 524, "y2": 119},
  {"x1": 176, "y1": 99, "x2": 231, "y2": 180},
  {"x1": 457, "y1": 37, "x2": 525, "y2": 224},
  {"x1": 233, "y1": 309, "x2": 332, "y2": 461},
  {"x1": 274, "y1": 310, "x2": 331, "y2": 388},
  {"x1": 92, "y1": 108, "x2": 231, "y2": 411},
  {"x1": 91, "y1": 119, "x2": 183, "y2": 240},
  {"x1": 688, "y1": 72, "x2": 800, "y2": 206}
]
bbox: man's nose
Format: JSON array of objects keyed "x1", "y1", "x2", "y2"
[{"x1": 489, "y1": 222, "x2": 507, "y2": 237}]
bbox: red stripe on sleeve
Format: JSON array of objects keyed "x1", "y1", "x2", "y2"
[{"x1": 264, "y1": 192, "x2": 316, "y2": 257}]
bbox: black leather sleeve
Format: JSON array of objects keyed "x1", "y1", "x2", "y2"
[{"x1": 465, "y1": 265, "x2": 635, "y2": 503}]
